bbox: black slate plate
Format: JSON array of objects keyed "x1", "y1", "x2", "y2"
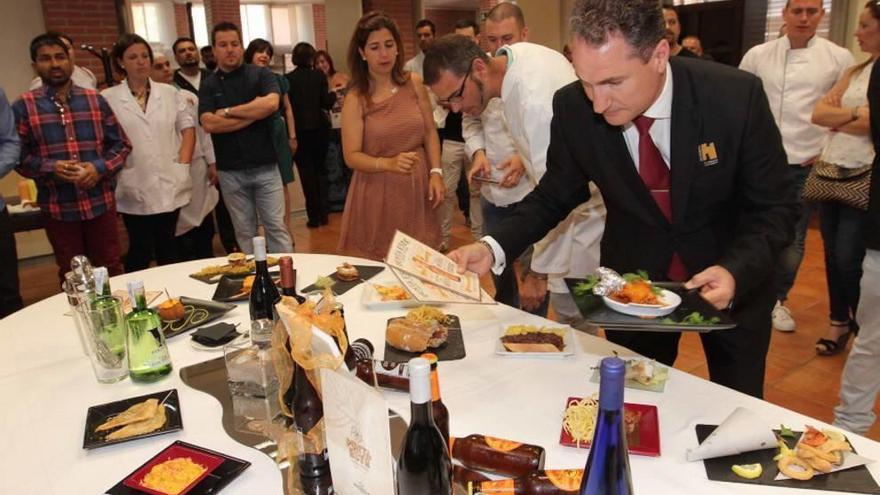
[
  {"x1": 383, "y1": 315, "x2": 465, "y2": 362},
  {"x1": 106, "y1": 440, "x2": 251, "y2": 495},
  {"x1": 211, "y1": 273, "x2": 280, "y2": 302},
  {"x1": 83, "y1": 389, "x2": 182, "y2": 450},
  {"x1": 696, "y1": 424, "x2": 880, "y2": 494},
  {"x1": 156, "y1": 297, "x2": 235, "y2": 339},
  {"x1": 565, "y1": 278, "x2": 737, "y2": 332},
  {"x1": 300, "y1": 265, "x2": 385, "y2": 295}
]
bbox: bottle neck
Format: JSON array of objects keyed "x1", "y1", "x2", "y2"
[
  {"x1": 430, "y1": 366, "x2": 442, "y2": 402},
  {"x1": 410, "y1": 400, "x2": 435, "y2": 426},
  {"x1": 100, "y1": 282, "x2": 111, "y2": 297}
]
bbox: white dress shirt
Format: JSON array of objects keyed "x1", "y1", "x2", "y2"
[
  {"x1": 739, "y1": 35, "x2": 853, "y2": 165},
  {"x1": 462, "y1": 98, "x2": 533, "y2": 206},
  {"x1": 30, "y1": 65, "x2": 97, "y2": 91},
  {"x1": 622, "y1": 63, "x2": 673, "y2": 171},
  {"x1": 404, "y1": 52, "x2": 447, "y2": 128},
  {"x1": 102, "y1": 79, "x2": 194, "y2": 215},
  {"x1": 176, "y1": 90, "x2": 219, "y2": 235}
]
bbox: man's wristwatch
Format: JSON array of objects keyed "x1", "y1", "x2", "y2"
[
  {"x1": 851, "y1": 106, "x2": 860, "y2": 122},
  {"x1": 430, "y1": 168, "x2": 443, "y2": 177},
  {"x1": 223, "y1": 107, "x2": 231, "y2": 118}
]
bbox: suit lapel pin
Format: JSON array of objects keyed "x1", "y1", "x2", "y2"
[{"x1": 698, "y1": 142, "x2": 719, "y2": 166}]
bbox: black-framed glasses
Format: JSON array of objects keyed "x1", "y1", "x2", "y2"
[{"x1": 437, "y1": 58, "x2": 475, "y2": 107}]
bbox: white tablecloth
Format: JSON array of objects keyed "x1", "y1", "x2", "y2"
[{"x1": 1, "y1": 254, "x2": 877, "y2": 494}]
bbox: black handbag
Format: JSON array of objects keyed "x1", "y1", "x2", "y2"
[{"x1": 801, "y1": 160, "x2": 872, "y2": 211}]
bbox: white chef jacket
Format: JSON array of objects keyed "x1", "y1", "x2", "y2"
[
  {"x1": 405, "y1": 52, "x2": 448, "y2": 129},
  {"x1": 739, "y1": 35, "x2": 853, "y2": 165},
  {"x1": 30, "y1": 65, "x2": 97, "y2": 91},
  {"x1": 483, "y1": 42, "x2": 605, "y2": 289},
  {"x1": 102, "y1": 79, "x2": 194, "y2": 215},
  {"x1": 176, "y1": 90, "x2": 219, "y2": 235}
]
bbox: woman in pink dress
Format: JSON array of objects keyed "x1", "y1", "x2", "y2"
[{"x1": 338, "y1": 11, "x2": 444, "y2": 260}]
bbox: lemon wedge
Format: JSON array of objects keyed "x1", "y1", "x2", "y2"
[{"x1": 731, "y1": 463, "x2": 763, "y2": 479}]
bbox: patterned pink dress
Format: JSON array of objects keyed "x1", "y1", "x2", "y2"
[{"x1": 338, "y1": 81, "x2": 441, "y2": 260}]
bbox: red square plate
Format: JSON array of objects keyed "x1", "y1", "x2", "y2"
[
  {"x1": 122, "y1": 444, "x2": 226, "y2": 495},
  {"x1": 559, "y1": 397, "x2": 661, "y2": 457}
]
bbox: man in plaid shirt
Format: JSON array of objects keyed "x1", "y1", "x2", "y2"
[{"x1": 14, "y1": 34, "x2": 131, "y2": 283}]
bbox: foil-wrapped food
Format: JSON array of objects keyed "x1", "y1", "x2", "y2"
[{"x1": 592, "y1": 267, "x2": 628, "y2": 296}]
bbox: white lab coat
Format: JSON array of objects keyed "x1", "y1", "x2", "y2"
[
  {"x1": 102, "y1": 79, "x2": 194, "y2": 215},
  {"x1": 175, "y1": 90, "x2": 219, "y2": 236}
]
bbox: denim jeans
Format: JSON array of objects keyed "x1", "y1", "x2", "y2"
[
  {"x1": 819, "y1": 201, "x2": 867, "y2": 323},
  {"x1": 218, "y1": 164, "x2": 293, "y2": 254},
  {"x1": 482, "y1": 198, "x2": 549, "y2": 317},
  {"x1": 775, "y1": 164, "x2": 814, "y2": 302},
  {"x1": 834, "y1": 249, "x2": 880, "y2": 434}
]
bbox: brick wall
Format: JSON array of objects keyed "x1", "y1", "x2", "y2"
[
  {"x1": 205, "y1": 0, "x2": 241, "y2": 31},
  {"x1": 41, "y1": 0, "x2": 124, "y2": 86},
  {"x1": 426, "y1": 8, "x2": 477, "y2": 37},
  {"x1": 365, "y1": 0, "x2": 416, "y2": 61},
  {"x1": 313, "y1": 3, "x2": 327, "y2": 51},
  {"x1": 173, "y1": 3, "x2": 190, "y2": 38}
]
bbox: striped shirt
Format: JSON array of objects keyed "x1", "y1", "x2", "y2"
[{"x1": 13, "y1": 85, "x2": 131, "y2": 221}]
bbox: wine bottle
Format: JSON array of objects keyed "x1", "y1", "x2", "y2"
[
  {"x1": 397, "y1": 357, "x2": 453, "y2": 494},
  {"x1": 450, "y1": 434, "x2": 545, "y2": 478},
  {"x1": 125, "y1": 280, "x2": 173, "y2": 382},
  {"x1": 249, "y1": 236, "x2": 281, "y2": 322},
  {"x1": 471, "y1": 469, "x2": 583, "y2": 494},
  {"x1": 422, "y1": 353, "x2": 450, "y2": 445},
  {"x1": 291, "y1": 359, "x2": 330, "y2": 477},
  {"x1": 90, "y1": 267, "x2": 125, "y2": 357},
  {"x1": 579, "y1": 357, "x2": 633, "y2": 495},
  {"x1": 279, "y1": 255, "x2": 306, "y2": 303}
]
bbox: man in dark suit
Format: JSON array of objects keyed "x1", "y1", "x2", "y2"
[
  {"x1": 285, "y1": 42, "x2": 336, "y2": 227},
  {"x1": 450, "y1": 0, "x2": 797, "y2": 398}
]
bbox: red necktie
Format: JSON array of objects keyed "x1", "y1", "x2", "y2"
[{"x1": 633, "y1": 115, "x2": 688, "y2": 282}]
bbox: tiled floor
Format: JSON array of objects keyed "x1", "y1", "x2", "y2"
[{"x1": 15, "y1": 209, "x2": 880, "y2": 441}]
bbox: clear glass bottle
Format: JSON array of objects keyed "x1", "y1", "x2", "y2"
[
  {"x1": 125, "y1": 280, "x2": 173, "y2": 382},
  {"x1": 91, "y1": 267, "x2": 125, "y2": 358}
]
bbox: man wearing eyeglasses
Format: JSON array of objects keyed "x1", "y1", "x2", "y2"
[
  {"x1": 14, "y1": 34, "x2": 130, "y2": 283},
  {"x1": 739, "y1": 0, "x2": 853, "y2": 333}
]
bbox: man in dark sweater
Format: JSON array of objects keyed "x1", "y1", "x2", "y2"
[
  {"x1": 834, "y1": 60, "x2": 880, "y2": 435},
  {"x1": 199, "y1": 22, "x2": 292, "y2": 254}
]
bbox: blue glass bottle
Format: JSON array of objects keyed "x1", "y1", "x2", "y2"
[{"x1": 580, "y1": 357, "x2": 633, "y2": 495}]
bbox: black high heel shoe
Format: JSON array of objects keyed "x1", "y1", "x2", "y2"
[{"x1": 815, "y1": 321, "x2": 855, "y2": 356}]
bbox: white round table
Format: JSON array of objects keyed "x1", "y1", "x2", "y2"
[{"x1": 1, "y1": 254, "x2": 878, "y2": 494}]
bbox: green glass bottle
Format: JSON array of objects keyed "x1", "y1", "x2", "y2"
[
  {"x1": 125, "y1": 280, "x2": 173, "y2": 382},
  {"x1": 91, "y1": 267, "x2": 125, "y2": 358}
]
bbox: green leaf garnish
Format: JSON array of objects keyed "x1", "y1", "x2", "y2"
[
  {"x1": 779, "y1": 425, "x2": 796, "y2": 438},
  {"x1": 573, "y1": 275, "x2": 600, "y2": 296}
]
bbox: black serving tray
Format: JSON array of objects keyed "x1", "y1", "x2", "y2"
[
  {"x1": 383, "y1": 314, "x2": 465, "y2": 362},
  {"x1": 156, "y1": 297, "x2": 235, "y2": 338},
  {"x1": 300, "y1": 264, "x2": 385, "y2": 295},
  {"x1": 696, "y1": 424, "x2": 880, "y2": 493},
  {"x1": 106, "y1": 440, "x2": 251, "y2": 495},
  {"x1": 565, "y1": 278, "x2": 737, "y2": 332},
  {"x1": 83, "y1": 389, "x2": 182, "y2": 450},
  {"x1": 211, "y1": 273, "x2": 280, "y2": 302}
]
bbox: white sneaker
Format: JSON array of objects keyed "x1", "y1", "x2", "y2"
[{"x1": 772, "y1": 301, "x2": 796, "y2": 332}]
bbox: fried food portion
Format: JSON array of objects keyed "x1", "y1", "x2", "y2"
[
  {"x1": 106, "y1": 403, "x2": 167, "y2": 441},
  {"x1": 140, "y1": 457, "x2": 207, "y2": 495},
  {"x1": 374, "y1": 284, "x2": 410, "y2": 301},
  {"x1": 96, "y1": 398, "x2": 159, "y2": 432},
  {"x1": 610, "y1": 279, "x2": 660, "y2": 305}
]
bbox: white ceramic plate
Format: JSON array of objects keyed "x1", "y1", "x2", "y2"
[
  {"x1": 360, "y1": 280, "x2": 428, "y2": 309},
  {"x1": 602, "y1": 289, "x2": 682, "y2": 318},
  {"x1": 495, "y1": 325, "x2": 576, "y2": 358}
]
